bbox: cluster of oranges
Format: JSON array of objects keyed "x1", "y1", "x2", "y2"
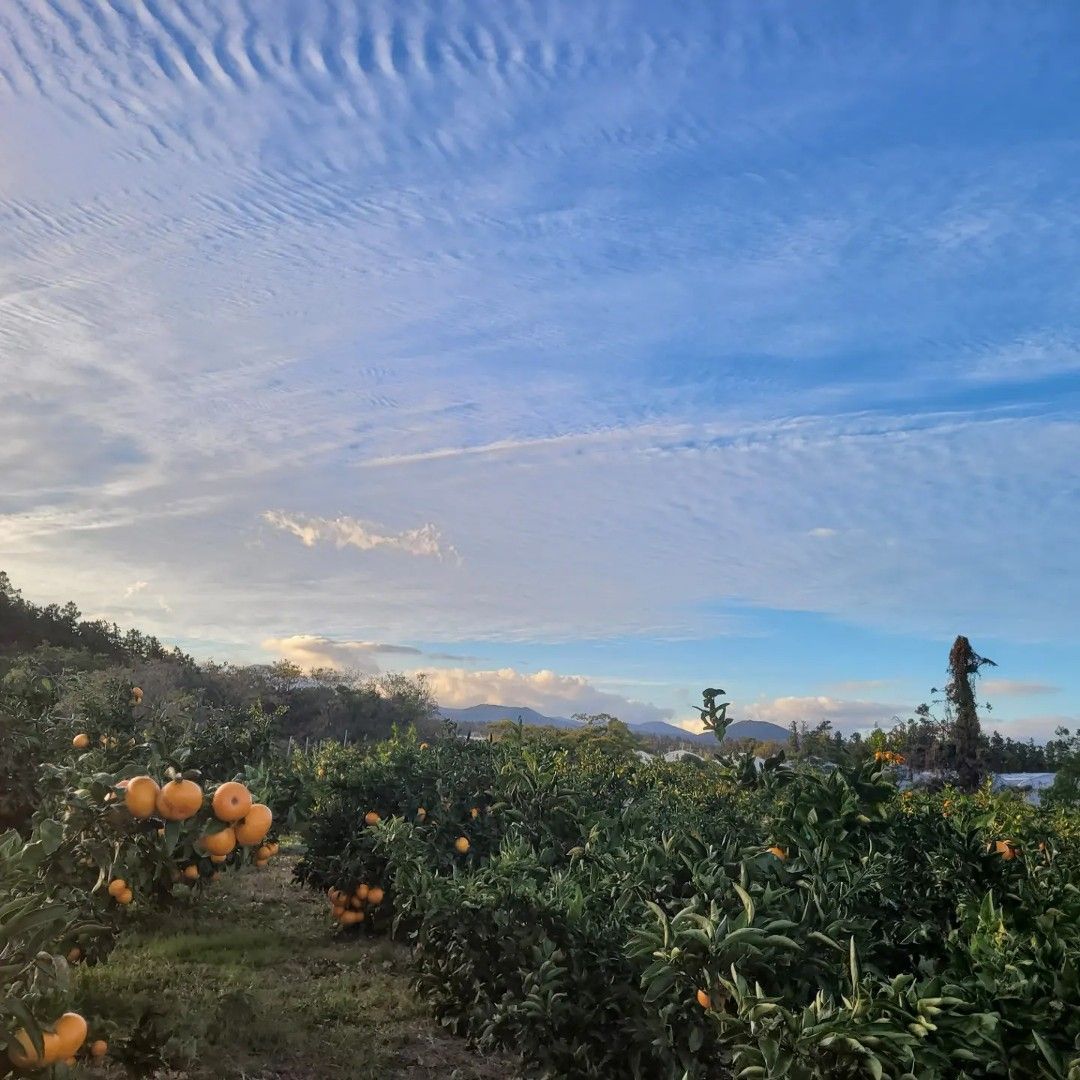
[
  {"x1": 326, "y1": 809, "x2": 474, "y2": 929},
  {"x1": 873, "y1": 750, "x2": 906, "y2": 765},
  {"x1": 101, "y1": 778, "x2": 274, "y2": 903},
  {"x1": 9, "y1": 1012, "x2": 107, "y2": 1070},
  {"x1": 326, "y1": 882, "x2": 386, "y2": 926},
  {"x1": 196, "y1": 781, "x2": 275, "y2": 863}
]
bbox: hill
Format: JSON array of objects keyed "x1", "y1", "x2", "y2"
[{"x1": 439, "y1": 704, "x2": 788, "y2": 745}]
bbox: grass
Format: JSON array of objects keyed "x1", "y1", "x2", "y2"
[{"x1": 71, "y1": 845, "x2": 513, "y2": 1079}]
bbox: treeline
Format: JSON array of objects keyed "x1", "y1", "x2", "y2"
[
  {"x1": 0, "y1": 572, "x2": 440, "y2": 745},
  {"x1": 0, "y1": 572, "x2": 189, "y2": 665},
  {"x1": 784, "y1": 713, "x2": 1075, "y2": 774}
]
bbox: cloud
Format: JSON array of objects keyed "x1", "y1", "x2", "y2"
[
  {"x1": 964, "y1": 334, "x2": 1080, "y2": 383},
  {"x1": 261, "y1": 635, "x2": 391, "y2": 673},
  {"x1": 1, "y1": 0, "x2": 1078, "y2": 725},
  {"x1": 262, "y1": 511, "x2": 456, "y2": 561},
  {"x1": 418, "y1": 667, "x2": 675, "y2": 726},
  {"x1": 737, "y1": 695, "x2": 909, "y2": 735},
  {"x1": 123, "y1": 580, "x2": 149, "y2": 598},
  {"x1": 260, "y1": 634, "x2": 471, "y2": 673},
  {"x1": 981, "y1": 679, "x2": 1060, "y2": 697}
]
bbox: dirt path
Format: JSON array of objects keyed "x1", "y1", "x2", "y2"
[{"x1": 73, "y1": 848, "x2": 514, "y2": 1080}]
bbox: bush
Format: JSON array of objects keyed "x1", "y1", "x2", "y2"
[{"x1": 299, "y1": 728, "x2": 1080, "y2": 1078}]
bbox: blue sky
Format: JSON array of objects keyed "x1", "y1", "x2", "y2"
[{"x1": 1, "y1": 1, "x2": 1078, "y2": 737}]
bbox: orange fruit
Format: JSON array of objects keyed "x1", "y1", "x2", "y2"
[
  {"x1": 107, "y1": 878, "x2": 127, "y2": 898},
  {"x1": 355, "y1": 883, "x2": 369, "y2": 901},
  {"x1": 90, "y1": 1040, "x2": 108, "y2": 1058},
  {"x1": 419, "y1": 742, "x2": 429, "y2": 750},
  {"x1": 696, "y1": 988, "x2": 712, "y2": 1009},
  {"x1": 995, "y1": 840, "x2": 1018, "y2": 860},
  {"x1": 156, "y1": 778, "x2": 203, "y2": 822},
  {"x1": 131, "y1": 686, "x2": 143, "y2": 704},
  {"x1": 199, "y1": 827, "x2": 238, "y2": 857},
  {"x1": 255, "y1": 858, "x2": 269, "y2": 868},
  {"x1": 72, "y1": 733, "x2": 90, "y2": 749},
  {"x1": 67, "y1": 946, "x2": 81, "y2": 963},
  {"x1": 212, "y1": 782, "x2": 253, "y2": 823},
  {"x1": 341, "y1": 909, "x2": 364, "y2": 925},
  {"x1": 234, "y1": 803, "x2": 272, "y2": 846},
  {"x1": 266, "y1": 842, "x2": 280, "y2": 856},
  {"x1": 416, "y1": 807, "x2": 427, "y2": 820},
  {"x1": 367, "y1": 886, "x2": 385, "y2": 906},
  {"x1": 116, "y1": 887, "x2": 133, "y2": 905},
  {"x1": 364, "y1": 811, "x2": 381, "y2": 826},
  {"x1": 54, "y1": 1012, "x2": 88, "y2": 1058},
  {"x1": 349, "y1": 896, "x2": 363, "y2": 910},
  {"x1": 332, "y1": 904, "x2": 345, "y2": 918},
  {"x1": 210, "y1": 854, "x2": 227, "y2": 865},
  {"x1": 256, "y1": 844, "x2": 273, "y2": 860},
  {"x1": 766, "y1": 846, "x2": 787, "y2": 860},
  {"x1": 9, "y1": 1029, "x2": 63, "y2": 1068},
  {"x1": 124, "y1": 776, "x2": 160, "y2": 819},
  {"x1": 182, "y1": 864, "x2": 200, "y2": 881},
  {"x1": 454, "y1": 836, "x2": 470, "y2": 854}
]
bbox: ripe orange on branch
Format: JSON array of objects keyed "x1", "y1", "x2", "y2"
[
  {"x1": 124, "y1": 775, "x2": 160, "y2": 818},
  {"x1": 212, "y1": 781, "x2": 253, "y2": 823},
  {"x1": 156, "y1": 778, "x2": 203, "y2": 821},
  {"x1": 199, "y1": 826, "x2": 238, "y2": 857},
  {"x1": 9, "y1": 1029, "x2": 63, "y2": 1068},
  {"x1": 54, "y1": 1013, "x2": 88, "y2": 1059},
  {"x1": 234, "y1": 803, "x2": 272, "y2": 845}
]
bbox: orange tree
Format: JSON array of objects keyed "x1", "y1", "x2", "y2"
[
  {"x1": 2, "y1": 676, "x2": 279, "y2": 1077},
  {"x1": 299, "y1": 721, "x2": 1080, "y2": 1078}
]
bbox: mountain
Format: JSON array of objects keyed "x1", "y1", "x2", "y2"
[
  {"x1": 720, "y1": 720, "x2": 791, "y2": 744},
  {"x1": 438, "y1": 704, "x2": 580, "y2": 729},
  {"x1": 439, "y1": 705, "x2": 788, "y2": 745}
]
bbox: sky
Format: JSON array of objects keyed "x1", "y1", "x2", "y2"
[{"x1": 2, "y1": 1, "x2": 1078, "y2": 739}]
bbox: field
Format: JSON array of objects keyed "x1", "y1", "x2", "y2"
[{"x1": 5, "y1": 664, "x2": 1080, "y2": 1079}]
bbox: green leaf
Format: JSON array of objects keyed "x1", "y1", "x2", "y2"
[{"x1": 732, "y1": 883, "x2": 755, "y2": 923}]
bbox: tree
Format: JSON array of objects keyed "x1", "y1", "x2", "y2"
[{"x1": 944, "y1": 635, "x2": 995, "y2": 792}]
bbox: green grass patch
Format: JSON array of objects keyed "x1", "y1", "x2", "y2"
[{"x1": 72, "y1": 855, "x2": 511, "y2": 1079}]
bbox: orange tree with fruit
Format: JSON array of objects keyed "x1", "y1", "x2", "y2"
[
  {"x1": 297, "y1": 692, "x2": 1080, "y2": 1079},
  {"x1": 2, "y1": 676, "x2": 280, "y2": 1077}
]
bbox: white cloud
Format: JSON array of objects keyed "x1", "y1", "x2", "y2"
[
  {"x1": 981, "y1": 679, "x2": 1059, "y2": 697},
  {"x1": 260, "y1": 634, "x2": 472, "y2": 673},
  {"x1": 123, "y1": 580, "x2": 149, "y2": 598},
  {"x1": 262, "y1": 511, "x2": 456, "y2": 561},
  {"x1": 737, "y1": 695, "x2": 909, "y2": 735},
  {"x1": 261, "y1": 634, "x2": 425, "y2": 673},
  {"x1": 417, "y1": 667, "x2": 674, "y2": 726},
  {"x1": 0, "y1": 0, "x2": 1078, "y2": 726}
]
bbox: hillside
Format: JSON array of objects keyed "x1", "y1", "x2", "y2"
[{"x1": 439, "y1": 704, "x2": 788, "y2": 745}]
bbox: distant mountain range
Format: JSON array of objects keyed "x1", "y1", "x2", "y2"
[{"x1": 438, "y1": 704, "x2": 787, "y2": 746}]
